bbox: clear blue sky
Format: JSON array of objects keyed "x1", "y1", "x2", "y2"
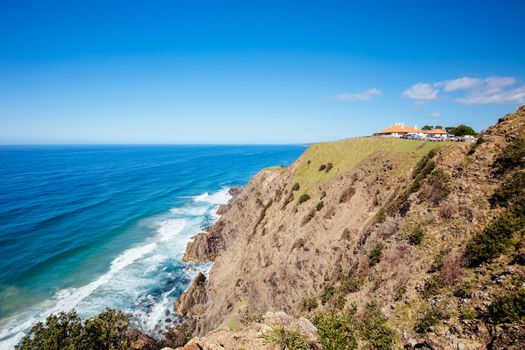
[{"x1": 1, "y1": 0, "x2": 524, "y2": 144}]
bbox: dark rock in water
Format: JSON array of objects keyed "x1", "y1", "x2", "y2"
[{"x1": 165, "y1": 318, "x2": 172, "y2": 323}]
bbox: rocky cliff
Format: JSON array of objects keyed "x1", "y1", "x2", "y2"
[{"x1": 176, "y1": 106, "x2": 525, "y2": 349}]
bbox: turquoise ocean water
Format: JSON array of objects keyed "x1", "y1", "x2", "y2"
[{"x1": 0, "y1": 145, "x2": 305, "y2": 349}]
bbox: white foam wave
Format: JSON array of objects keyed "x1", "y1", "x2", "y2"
[
  {"x1": 157, "y1": 219, "x2": 186, "y2": 242},
  {"x1": 0, "y1": 243, "x2": 158, "y2": 349},
  {"x1": 0, "y1": 188, "x2": 230, "y2": 349},
  {"x1": 193, "y1": 187, "x2": 231, "y2": 205},
  {"x1": 169, "y1": 206, "x2": 208, "y2": 216}
]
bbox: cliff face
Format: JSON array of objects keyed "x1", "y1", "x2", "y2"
[{"x1": 177, "y1": 106, "x2": 525, "y2": 349}]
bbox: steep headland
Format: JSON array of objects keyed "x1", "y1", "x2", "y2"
[{"x1": 176, "y1": 106, "x2": 525, "y2": 349}]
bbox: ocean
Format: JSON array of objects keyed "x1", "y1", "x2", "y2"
[{"x1": 0, "y1": 145, "x2": 305, "y2": 349}]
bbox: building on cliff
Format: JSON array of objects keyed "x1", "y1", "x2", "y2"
[{"x1": 373, "y1": 123, "x2": 424, "y2": 138}]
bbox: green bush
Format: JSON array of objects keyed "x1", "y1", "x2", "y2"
[
  {"x1": 408, "y1": 226, "x2": 424, "y2": 245},
  {"x1": 16, "y1": 309, "x2": 137, "y2": 350},
  {"x1": 339, "y1": 187, "x2": 356, "y2": 204},
  {"x1": 240, "y1": 311, "x2": 264, "y2": 325},
  {"x1": 420, "y1": 168, "x2": 451, "y2": 205},
  {"x1": 489, "y1": 171, "x2": 525, "y2": 208},
  {"x1": 415, "y1": 305, "x2": 447, "y2": 333},
  {"x1": 292, "y1": 182, "x2": 301, "y2": 191},
  {"x1": 466, "y1": 210, "x2": 524, "y2": 266},
  {"x1": 420, "y1": 277, "x2": 441, "y2": 299},
  {"x1": 316, "y1": 201, "x2": 324, "y2": 211},
  {"x1": 339, "y1": 267, "x2": 364, "y2": 294},
  {"x1": 487, "y1": 288, "x2": 525, "y2": 324},
  {"x1": 164, "y1": 320, "x2": 194, "y2": 348},
  {"x1": 325, "y1": 162, "x2": 334, "y2": 173},
  {"x1": 460, "y1": 306, "x2": 477, "y2": 320},
  {"x1": 320, "y1": 284, "x2": 336, "y2": 305},
  {"x1": 319, "y1": 164, "x2": 327, "y2": 172},
  {"x1": 313, "y1": 309, "x2": 358, "y2": 350},
  {"x1": 299, "y1": 297, "x2": 319, "y2": 312},
  {"x1": 263, "y1": 326, "x2": 318, "y2": 350},
  {"x1": 374, "y1": 208, "x2": 387, "y2": 224},
  {"x1": 368, "y1": 243, "x2": 384, "y2": 267},
  {"x1": 359, "y1": 303, "x2": 395, "y2": 350},
  {"x1": 298, "y1": 194, "x2": 311, "y2": 205},
  {"x1": 387, "y1": 149, "x2": 437, "y2": 216},
  {"x1": 493, "y1": 138, "x2": 525, "y2": 175}
]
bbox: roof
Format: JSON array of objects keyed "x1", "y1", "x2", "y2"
[
  {"x1": 374, "y1": 124, "x2": 423, "y2": 134},
  {"x1": 424, "y1": 128, "x2": 448, "y2": 135}
]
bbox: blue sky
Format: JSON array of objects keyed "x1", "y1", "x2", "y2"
[{"x1": 1, "y1": 0, "x2": 524, "y2": 144}]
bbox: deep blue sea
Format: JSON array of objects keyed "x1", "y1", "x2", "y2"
[{"x1": 0, "y1": 145, "x2": 305, "y2": 349}]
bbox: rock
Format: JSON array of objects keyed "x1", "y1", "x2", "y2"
[
  {"x1": 175, "y1": 312, "x2": 319, "y2": 350},
  {"x1": 175, "y1": 273, "x2": 207, "y2": 316}
]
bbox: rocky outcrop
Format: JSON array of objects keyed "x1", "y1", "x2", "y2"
[
  {"x1": 175, "y1": 272, "x2": 207, "y2": 316},
  {"x1": 174, "y1": 311, "x2": 319, "y2": 350}
]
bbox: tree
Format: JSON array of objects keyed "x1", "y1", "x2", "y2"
[
  {"x1": 434, "y1": 125, "x2": 443, "y2": 130},
  {"x1": 15, "y1": 309, "x2": 146, "y2": 350},
  {"x1": 422, "y1": 125, "x2": 433, "y2": 131},
  {"x1": 452, "y1": 124, "x2": 477, "y2": 136}
]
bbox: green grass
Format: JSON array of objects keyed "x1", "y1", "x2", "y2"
[{"x1": 292, "y1": 138, "x2": 443, "y2": 196}]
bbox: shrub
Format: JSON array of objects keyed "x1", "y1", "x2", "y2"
[
  {"x1": 368, "y1": 243, "x2": 384, "y2": 267},
  {"x1": 489, "y1": 171, "x2": 525, "y2": 208},
  {"x1": 339, "y1": 187, "x2": 356, "y2": 204},
  {"x1": 408, "y1": 226, "x2": 424, "y2": 245},
  {"x1": 415, "y1": 305, "x2": 447, "y2": 333},
  {"x1": 320, "y1": 284, "x2": 336, "y2": 305},
  {"x1": 282, "y1": 192, "x2": 295, "y2": 209},
  {"x1": 319, "y1": 164, "x2": 327, "y2": 172},
  {"x1": 420, "y1": 168, "x2": 451, "y2": 205},
  {"x1": 325, "y1": 162, "x2": 334, "y2": 173},
  {"x1": 420, "y1": 277, "x2": 441, "y2": 299},
  {"x1": 412, "y1": 149, "x2": 437, "y2": 180},
  {"x1": 429, "y1": 250, "x2": 446, "y2": 273},
  {"x1": 299, "y1": 297, "x2": 319, "y2": 312},
  {"x1": 386, "y1": 149, "x2": 437, "y2": 216},
  {"x1": 16, "y1": 309, "x2": 136, "y2": 350},
  {"x1": 302, "y1": 209, "x2": 316, "y2": 226},
  {"x1": 316, "y1": 201, "x2": 324, "y2": 211},
  {"x1": 467, "y1": 136, "x2": 483, "y2": 155},
  {"x1": 436, "y1": 251, "x2": 464, "y2": 287},
  {"x1": 263, "y1": 326, "x2": 318, "y2": 350},
  {"x1": 460, "y1": 306, "x2": 477, "y2": 320},
  {"x1": 466, "y1": 210, "x2": 524, "y2": 266},
  {"x1": 292, "y1": 182, "x2": 301, "y2": 191},
  {"x1": 164, "y1": 320, "x2": 194, "y2": 348},
  {"x1": 493, "y1": 138, "x2": 525, "y2": 175},
  {"x1": 313, "y1": 309, "x2": 358, "y2": 350},
  {"x1": 293, "y1": 238, "x2": 306, "y2": 250},
  {"x1": 359, "y1": 303, "x2": 395, "y2": 350},
  {"x1": 16, "y1": 311, "x2": 84, "y2": 350},
  {"x1": 339, "y1": 267, "x2": 364, "y2": 294},
  {"x1": 341, "y1": 228, "x2": 352, "y2": 240},
  {"x1": 298, "y1": 194, "x2": 311, "y2": 205},
  {"x1": 375, "y1": 208, "x2": 387, "y2": 224},
  {"x1": 394, "y1": 285, "x2": 406, "y2": 301},
  {"x1": 487, "y1": 288, "x2": 525, "y2": 324},
  {"x1": 240, "y1": 311, "x2": 264, "y2": 325}
]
